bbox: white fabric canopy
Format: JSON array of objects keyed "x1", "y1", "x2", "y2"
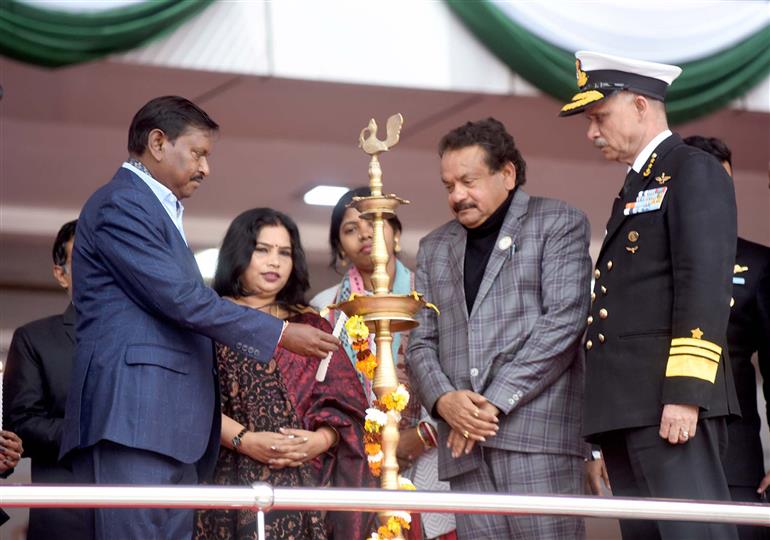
[
  {"x1": 492, "y1": 0, "x2": 770, "y2": 63},
  {"x1": 18, "y1": 0, "x2": 145, "y2": 13}
]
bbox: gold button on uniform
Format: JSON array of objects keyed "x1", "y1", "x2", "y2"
[
  {"x1": 599, "y1": 308, "x2": 608, "y2": 319},
  {"x1": 587, "y1": 316, "x2": 594, "y2": 325},
  {"x1": 591, "y1": 292, "x2": 596, "y2": 302},
  {"x1": 598, "y1": 333, "x2": 605, "y2": 343},
  {"x1": 586, "y1": 340, "x2": 593, "y2": 350},
  {"x1": 730, "y1": 297, "x2": 735, "y2": 307},
  {"x1": 607, "y1": 260, "x2": 613, "y2": 270},
  {"x1": 594, "y1": 269, "x2": 601, "y2": 279},
  {"x1": 601, "y1": 286, "x2": 607, "y2": 295},
  {"x1": 628, "y1": 231, "x2": 639, "y2": 242}
]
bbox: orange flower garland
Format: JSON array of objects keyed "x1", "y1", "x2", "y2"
[
  {"x1": 345, "y1": 315, "x2": 412, "y2": 479},
  {"x1": 345, "y1": 313, "x2": 418, "y2": 539},
  {"x1": 367, "y1": 513, "x2": 412, "y2": 540},
  {"x1": 346, "y1": 315, "x2": 378, "y2": 380}
]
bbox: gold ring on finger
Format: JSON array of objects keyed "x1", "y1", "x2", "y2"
[
  {"x1": 462, "y1": 430, "x2": 469, "y2": 439},
  {"x1": 473, "y1": 409, "x2": 480, "y2": 418}
]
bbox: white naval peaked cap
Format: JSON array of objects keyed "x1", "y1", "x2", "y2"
[{"x1": 559, "y1": 50, "x2": 682, "y2": 117}]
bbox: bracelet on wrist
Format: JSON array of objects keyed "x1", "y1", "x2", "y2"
[
  {"x1": 415, "y1": 424, "x2": 430, "y2": 449},
  {"x1": 417, "y1": 421, "x2": 437, "y2": 449},
  {"x1": 319, "y1": 425, "x2": 339, "y2": 448},
  {"x1": 277, "y1": 321, "x2": 289, "y2": 345},
  {"x1": 231, "y1": 428, "x2": 248, "y2": 452}
]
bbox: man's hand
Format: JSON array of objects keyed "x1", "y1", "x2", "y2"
[
  {"x1": 436, "y1": 391, "x2": 499, "y2": 457},
  {"x1": 585, "y1": 457, "x2": 610, "y2": 495},
  {"x1": 447, "y1": 428, "x2": 472, "y2": 458},
  {"x1": 659, "y1": 403, "x2": 698, "y2": 445},
  {"x1": 280, "y1": 322, "x2": 340, "y2": 359},
  {"x1": 0, "y1": 430, "x2": 23, "y2": 473},
  {"x1": 757, "y1": 470, "x2": 770, "y2": 497}
]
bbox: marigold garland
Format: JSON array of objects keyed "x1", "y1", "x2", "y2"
[
  {"x1": 381, "y1": 385, "x2": 409, "y2": 413},
  {"x1": 360, "y1": 386, "x2": 410, "y2": 478},
  {"x1": 398, "y1": 476, "x2": 416, "y2": 490},
  {"x1": 345, "y1": 315, "x2": 379, "y2": 385},
  {"x1": 346, "y1": 299, "x2": 424, "y2": 539},
  {"x1": 364, "y1": 442, "x2": 382, "y2": 455},
  {"x1": 365, "y1": 408, "x2": 387, "y2": 434},
  {"x1": 345, "y1": 314, "x2": 370, "y2": 341},
  {"x1": 366, "y1": 513, "x2": 412, "y2": 540},
  {"x1": 356, "y1": 350, "x2": 377, "y2": 380}
]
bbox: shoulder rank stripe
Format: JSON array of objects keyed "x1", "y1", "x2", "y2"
[
  {"x1": 665, "y1": 354, "x2": 719, "y2": 383},
  {"x1": 670, "y1": 337, "x2": 722, "y2": 355},
  {"x1": 668, "y1": 346, "x2": 721, "y2": 363}
]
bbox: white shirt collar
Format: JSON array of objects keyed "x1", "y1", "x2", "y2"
[
  {"x1": 122, "y1": 161, "x2": 187, "y2": 244},
  {"x1": 630, "y1": 129, "x2": 672, "y2": 173},
  {"x1": 123, "y1": 161, "x2": 181, "y2": 210}
]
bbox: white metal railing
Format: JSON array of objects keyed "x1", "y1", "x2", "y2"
[{"x1": 1, "y1": 484, "x2": 768, "y2": 539}]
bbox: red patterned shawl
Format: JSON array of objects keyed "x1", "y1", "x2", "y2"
[{"x1": 275, "y1": 312, "x2": 378, "y2": 539}]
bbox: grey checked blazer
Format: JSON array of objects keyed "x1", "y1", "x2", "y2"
[{"x1": 407, "y1": 189, "x2": 592, "y2": 481}]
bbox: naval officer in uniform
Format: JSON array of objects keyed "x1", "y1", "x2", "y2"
[{"x1": 560, "y1": 51, "x2": 740, "y2": 540}]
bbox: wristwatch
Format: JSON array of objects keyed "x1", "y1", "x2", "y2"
[{"x1": 232, "y1": 428, "x2": 248, "y2": 451}]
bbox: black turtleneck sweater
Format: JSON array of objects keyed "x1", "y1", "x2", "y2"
[{"x1": 463, "y1": 188, "x2": 516, "y2": 313}]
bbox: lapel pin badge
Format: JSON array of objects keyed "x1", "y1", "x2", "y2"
[{"x1": 498, "y1": 235, "x2": 512, "y2": 251}]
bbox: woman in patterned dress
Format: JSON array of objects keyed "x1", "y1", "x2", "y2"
[{"x1": 194, "y1": 208, "x2": 376, "y2": 540}]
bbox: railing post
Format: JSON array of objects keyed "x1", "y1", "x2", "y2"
[
  {"x1": 251, "y1": 482, "x2": 274, "y2": 540},
  {"x1": 257, "y1": 510, "x2": 265, "y2": 540}
]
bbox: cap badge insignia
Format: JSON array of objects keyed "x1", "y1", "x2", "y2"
[
  {"x1": 625, "y1": 246, "x2": 639, "y2": 254},
  {"x1": 690, "y1": 327, "x2": 704, "y2": 339},
  {"x1": 734, "y1": 264, "x2": 748, "y2": 274},
  {"x1": 576, "y1": 59, "x2": 588, "y2": 88},
  {"x1": 655, "y1": 172, "x2": 671, "y2": 185}
]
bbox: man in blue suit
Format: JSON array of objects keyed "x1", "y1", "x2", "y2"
[{"x1": 60, "y1": 96, "x2": 339, "y2": 539}]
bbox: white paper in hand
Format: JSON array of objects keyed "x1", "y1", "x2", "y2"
[{"x1": 315, "y1": 311, "x2": 349, "y2": 382}]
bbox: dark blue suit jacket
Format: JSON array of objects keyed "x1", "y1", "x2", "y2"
[{"x1": 60, "y1": 166, "x2": 282, "y2": 478}]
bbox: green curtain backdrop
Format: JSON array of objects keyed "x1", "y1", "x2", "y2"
[
  {"x1": 446, "y1": 0, "x2": 770, "y2": 124},
  {"x1": 0, "y1": 0, "x2": 213, "y2": 68}
]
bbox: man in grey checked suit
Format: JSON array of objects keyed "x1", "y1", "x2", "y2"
[{"x1": 408, "y1": 118, "x2": 592, "y2": 539}]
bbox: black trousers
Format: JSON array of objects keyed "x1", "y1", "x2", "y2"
[{"x1": 599, "y1": 417, "x2": 738, "y2": 540}]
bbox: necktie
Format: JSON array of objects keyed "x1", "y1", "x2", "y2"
[{"x1": 621, "y1": 168, "x2": 639, "y2": 199}]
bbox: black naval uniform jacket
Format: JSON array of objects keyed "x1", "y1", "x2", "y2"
[
  {"x1": 724, "y1": 237, "x2": 770, "y2": 487},
  {"x1": 584, "y1": 133, "x2": 740, "y2": 439}
]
